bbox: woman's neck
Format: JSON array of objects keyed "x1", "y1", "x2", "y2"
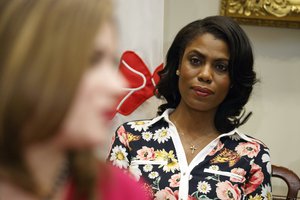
[
  {"x1": 169, "y1": 101, "x2": 218, "y2": 137},
  {"x1": 24, "y1": 140, "x2": 68, "y2": 199},
  {"x1": 0, "y1": 140, "x2": 68, "y2": 200}
]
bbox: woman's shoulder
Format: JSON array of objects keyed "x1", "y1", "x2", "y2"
[
  {"x1": 230, "y1": 130, "x2": 271, "y2": 160},
  {"x1": 222, "y1": 130, "x2": 271, "y2": 159},
  {"x1": 116, "y1": 115, "x2": 167, "y2": 133},
  {"x1": 243, "y1": 133, "x2": 270, "y2": 150},
  {"x1": 230, "y1": 129, "x2": 269, "y2": 148},
  {"x1": 101, "y1": 165, "x2": 150, "y2": 200},
  {"x1": 64, "y1": 163, "x2": 149, "y2": 200}
]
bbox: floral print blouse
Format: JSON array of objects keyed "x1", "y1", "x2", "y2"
[{"x1": 108, "y1": 109, "x2": 272, "y2": 200}]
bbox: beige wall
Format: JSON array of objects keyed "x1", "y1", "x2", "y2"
[{"x1": 164, "y1": 0, "x2": 300, "y2": 197}]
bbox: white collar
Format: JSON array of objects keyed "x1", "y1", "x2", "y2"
[
  {"x1": 146, "y1": 108, "x2": 174, "y2": 126},
  {"x1": 147, "y1": 108, "x2": 253, "y2": 142}
]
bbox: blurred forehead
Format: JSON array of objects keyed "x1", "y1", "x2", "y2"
[{"x1": 94, "y1": 21, "x2": 116, "y2": 50}]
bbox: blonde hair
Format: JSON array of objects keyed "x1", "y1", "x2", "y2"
[{"x1": 0, "y1": 0, "x2": 112, "y2": 198}]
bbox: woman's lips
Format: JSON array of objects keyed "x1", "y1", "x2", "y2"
[
  {"x1": 192, "y1": 86, "x2": 214, "y2": 97},
  {"x1": 102, "y1": 109, "x2": 116, "y2": 121}
]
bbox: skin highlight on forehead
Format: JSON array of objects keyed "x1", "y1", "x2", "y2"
[{"x1": 183, "y1": 33, "x2": 230, "y2": 62}]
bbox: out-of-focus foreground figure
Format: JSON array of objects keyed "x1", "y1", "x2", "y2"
[{"x1": 0, "y1": 0, "x2": 149, "y2": 199}]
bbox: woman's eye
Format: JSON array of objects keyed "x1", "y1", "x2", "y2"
[
  {"x1": 190, "y1": 57, "x2": 202, "y2": 66},
  {"x1": 215, "y1": 63, "x2": 228, "y2": 72},
  {"x1": 90, "y1": 53, "x2": 103, "y2": 66}
]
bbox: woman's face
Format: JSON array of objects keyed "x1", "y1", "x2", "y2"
[
  {"x1": 178, "y1": 33, "x2": 230, "y2": 113},
  {"x1": 57, "y1": 22, "x2": 126, "y2": 149}
]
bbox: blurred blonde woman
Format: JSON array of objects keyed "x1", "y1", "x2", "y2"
[{"x1": 0, "y1": 0, "x2": 149, "y2": 199}]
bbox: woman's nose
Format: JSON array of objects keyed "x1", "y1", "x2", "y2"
[
  {"x1": 109, "y1": 68, "x2": 128, "y2": 95},
  {"x1": 197, "y1": 64, "x2": 212, "y2": 84}
]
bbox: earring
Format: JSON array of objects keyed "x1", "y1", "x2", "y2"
[{"x1": 176, "y1": 70, "x2": 180, "y2": 76}]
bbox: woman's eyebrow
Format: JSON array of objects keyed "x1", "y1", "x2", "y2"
[
  {"x1": 187, "y1": 49, "x2": 229, "y2": 61},
  {"x1": 186, "y1": 49, "x2": 204, "y2": 58}
]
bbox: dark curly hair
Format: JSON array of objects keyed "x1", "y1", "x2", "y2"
[{"x1": 155, "y1": 16, "x2": 257, "y2": 133}]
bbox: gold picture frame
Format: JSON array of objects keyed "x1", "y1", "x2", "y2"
[{"x1": 220, "y1": 0, "x2": 300, "y2": 28}]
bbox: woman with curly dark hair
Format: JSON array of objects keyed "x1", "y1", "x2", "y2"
[{"x1": 109, "y1": 16, "x2": 272, "y2": 200}]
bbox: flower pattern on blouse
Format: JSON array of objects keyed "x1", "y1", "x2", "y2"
[{"x1": 108, "y1": 109, "x2": 272, "y2": 200}]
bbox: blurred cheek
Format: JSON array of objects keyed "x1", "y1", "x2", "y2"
[{"x1": 57, "y1": 65, "x2": 127, "y2": 149}]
